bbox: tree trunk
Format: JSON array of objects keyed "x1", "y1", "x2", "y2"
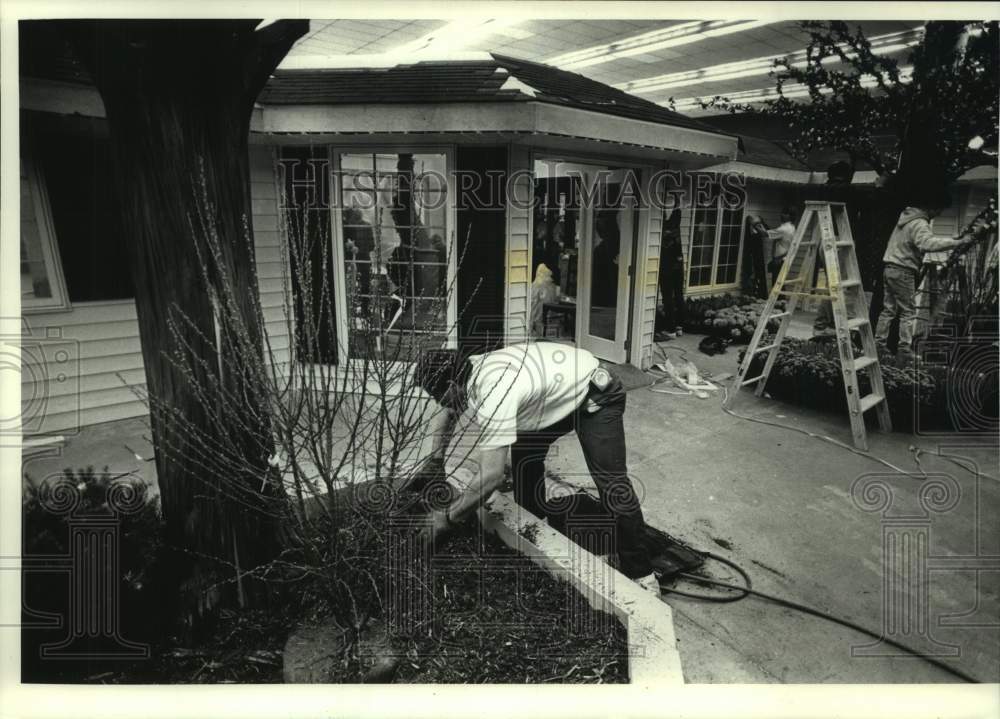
[{"x1": 64, "y1": 20, "x2": 307, "y2": 624}]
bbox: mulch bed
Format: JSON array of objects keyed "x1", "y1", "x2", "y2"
[
  {"x1": 390, "y1": 527, "x2": 628, "y2": 684},
  {"x1": 30, "y1": 522, "x2": 628, "y2": 684}
]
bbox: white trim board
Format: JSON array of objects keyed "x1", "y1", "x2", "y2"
[
  {"x1": 478, "y1": 492, "x2": 685, "y2": 685},
  {"x1": 256, "y1": 101, "x2": 737, "y2": 161}
]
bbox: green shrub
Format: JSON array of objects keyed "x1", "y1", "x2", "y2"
[
  {"x1": 737, "y1": 337, "x2": 974, "y2": 432},
  {"x1": 22, "y1": 467, "x2": 167, "y2": 681}
]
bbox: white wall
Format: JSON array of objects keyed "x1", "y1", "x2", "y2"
[{"x1": 21, "y1": 145, "x2": 288, "y2": 435}]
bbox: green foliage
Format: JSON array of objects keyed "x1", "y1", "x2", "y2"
[
  {"x1": 23, "y1": 467, "x2": 163, "y2": 578},
  {"x1": 738, "y1": 337, "x2": 962, "y2": 432}
]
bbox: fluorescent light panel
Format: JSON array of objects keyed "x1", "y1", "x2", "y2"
[
  {"x1": 669, "y1": 65, "x2": 914, "y2": 110},
  {"x1": 619, "y1": 28, "x2": 923, "y2": 95},
  {"x1": 386, "y1": 18, "x2": 524, "y2": 56},
  {"x1": 547, "y1": 19, "x2": 779, "y2": 71}
]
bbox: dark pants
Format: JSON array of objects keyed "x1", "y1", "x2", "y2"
[
  {"x1": 509, "y1": 375, "x2": 653, "y2": 579},
  {"x1": 767, "y1": 255, "x2": 786, "y2": 290},
  {"x1": 656, "y1": 268, "x2": 685, "y2": 332},
  {"x1": 875, "y1": 264, "x2": 918, "y2": 355},
  {"x1": 742, "y1": 238, "x2": 768, "y2": 299}
]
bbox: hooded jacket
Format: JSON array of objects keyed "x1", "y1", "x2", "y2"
[{"x1": 883, "y1": 207, "x2": 963, "y2": 272}]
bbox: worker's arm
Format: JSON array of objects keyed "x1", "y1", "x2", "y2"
[
  {"x1": 912, "y1": 220, "x2": 969, "y2": 253},
  {"x1": 404, "y1": 406, "x2": 456, "y2": 491},
  {"x1": 422, "y1": 446, "x2": 508, "y2": 540},
  {"x1": 425, "y1": 406, "x2": 456, "y2": 462}
]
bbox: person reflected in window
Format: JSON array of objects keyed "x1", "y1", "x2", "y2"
[
  {"x1": 655, "y1": 209, "x2": 685, "y2": 340},
  {"x1": 343, "y1": 207, "x2": 374, "y2": 314},
  {"x1": 592, "y1": 209, "x2": 620, "y2": 307}
]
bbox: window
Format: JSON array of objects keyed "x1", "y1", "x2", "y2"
[
  {"x1": 19, "y1": 155, "x2": 68, "y2": 312},
  {"x1": 687, "y1": 190, "x2": 745, "y2": 289},
  {"x1": 34, "y1": 131, "x2": 135, "y2": 302},
  {"x1": 336, "y1": 152, "x2": 450, "y2": 360}
]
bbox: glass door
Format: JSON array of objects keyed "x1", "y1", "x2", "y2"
[
  {"x1": 576, "y1": 167, "x2": 635, "y2": 364},
  {"x1": 532, "y1": 160, "x2": 636, "y2": 363}
]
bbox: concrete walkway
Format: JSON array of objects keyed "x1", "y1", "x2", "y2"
[{"x1": 545, "y1": 332, "x2": 999, "y2": 683}]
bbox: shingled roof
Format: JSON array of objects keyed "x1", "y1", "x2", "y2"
[
  {"x1": 20, "y1": 21, "x2": 729, "y2": 139},
  {"x1": 259, "y1": 53, "x2": 722, "y2": 134}
]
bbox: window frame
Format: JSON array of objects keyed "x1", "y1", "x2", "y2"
[
  {"x1": 685, "y1": 192, "x2": 746, "y2": 293},
  {"x1": 328, "y1": 145, "x2": 458, "y2": 368},
  {"x1": 19, "y1": 152, "x2": 71, "y2": 314}
]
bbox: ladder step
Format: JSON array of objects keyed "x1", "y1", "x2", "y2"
[
  {"x1": 858, "y1": 393, "x2": 885, "y2": 413},
  {"x1": 850, "y1": 355, "x2": 878, "y2": 372},
  {"x1": 781, "y1": 290, "x2": 828, "y2": 298},
  {"x1": 835, "y1": 240, "x2": 854, "y2": 247},
  {"x1": 782, "y1": 276, "x2": 804, "y2": 285},
  {"x1": 846, "y1": 317, "x2": 869, "y2": 330},
  {"x1": 838, "y1": 279, "x2": 861, "y2": 289},
  {"x1": 742, "y1": 375, "x2": 765, "y2": 387},
  {"x1": 769, "y1": 311, "x2": 790, "y2": 320},
  {"x1": 755, "y1": 343, "x2": 778, "y2": 354}
]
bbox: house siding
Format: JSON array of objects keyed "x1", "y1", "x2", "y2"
[
  {"x1": 505, "y1": 144, "x2": 532, "y2": 344},
  {"x1": 635, "y1": 170, "x2": 664, "y2": 370},
  {"x1": 22, "y1": 144, "x2": 288, "y2": 435}
]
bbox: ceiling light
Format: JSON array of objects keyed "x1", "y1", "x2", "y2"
[
  {"x1": 669, "y1": 66, "x2": 914, "y2": 110},
  {"x1": 387, "y1": 18, "x2": 523, "y2": 56},
  {"x1": 619, "y1": 28, "x2": 922, "y2": 95},
  {"x1": 547, "y1": 19, "x2": 779, "y2": 71}
]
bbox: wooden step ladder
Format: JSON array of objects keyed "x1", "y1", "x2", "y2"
[{"x1": 724, "y1": 201, "x2": 891, "y2": 450}]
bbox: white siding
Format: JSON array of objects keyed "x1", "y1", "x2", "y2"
[
  {"x1": 22, "y1": 145, "x2": 288, "y2": 435},
  {"x1": 634, "y1": 170, "x2": 663, "y2": 370},
  {"x1": 505, "y1": 144, "x2": 532, "y2": 344}
]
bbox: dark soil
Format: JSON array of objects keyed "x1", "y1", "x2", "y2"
[
  {"x1": 24, "y1": 519, "x2": 628, "y2": 684},
  {"x1": 389, "y1": 527, "x2": 629, "y2": 684}
]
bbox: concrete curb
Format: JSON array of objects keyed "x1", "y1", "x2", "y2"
[{"x1": 478, "y1": 492, "x2": 685, "y2": 685}]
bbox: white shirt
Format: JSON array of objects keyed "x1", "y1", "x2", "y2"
[
  {"x1": 767, "y1": 221, "x2": 795, "y2": 258},
  {"x1": 450, "y1": 342, "x2": 600, "y2": 452}
]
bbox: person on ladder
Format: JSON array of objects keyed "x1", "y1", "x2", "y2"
[
  {"x1": 764, "y1": 208, "x2": 797, "y2": 290},
  {"x1": 874, "y1": 187, "x2": 974, "y2": 363}
]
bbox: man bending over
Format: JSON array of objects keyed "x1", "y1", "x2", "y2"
[{"x1": 413, "y1": 342, "x2": 659, "y2": 592}]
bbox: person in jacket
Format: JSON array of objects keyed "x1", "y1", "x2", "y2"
[{"x1": 874, "y1": 201, "x2": 973, "y2": 359}]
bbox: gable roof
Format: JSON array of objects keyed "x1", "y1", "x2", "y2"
[{"x1": 259, "y1": 53, "x2": 724, "y2": 134}]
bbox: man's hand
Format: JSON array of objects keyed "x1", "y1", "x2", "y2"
[
  {"x1": 413, "y1": 447, "x2": 508, "y2": 550},
  {"x1": 416, "y1": 508, "x2": 453, "y2": 547}
]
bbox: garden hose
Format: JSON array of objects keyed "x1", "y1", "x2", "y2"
[{"x1": 659, "y1": 552, "x2": 981, "y2": 684}]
